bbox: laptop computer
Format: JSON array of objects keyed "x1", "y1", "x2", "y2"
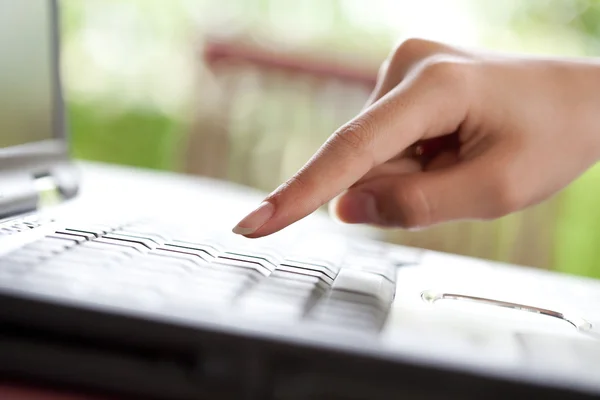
[{"x1": 1, "y1": 1, "x2": 600, "y2": 399}]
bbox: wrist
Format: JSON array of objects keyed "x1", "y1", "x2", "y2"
[{"x1": 557, "y1": 60, "x2": 600, "y2": 164}]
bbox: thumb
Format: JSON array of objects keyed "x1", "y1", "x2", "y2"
[{"x1": 332, "y1": 159, "x2": 512, "y2": 229}]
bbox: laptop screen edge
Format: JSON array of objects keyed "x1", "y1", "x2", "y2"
[{"x1": 0, "y1": 0, "x2": 78, "y2": 204}]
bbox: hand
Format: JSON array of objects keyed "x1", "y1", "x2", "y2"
[{"x1": 232, "y1": 38, "x2": 600, "y2": 237}]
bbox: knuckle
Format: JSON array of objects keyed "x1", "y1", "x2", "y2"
[
  {"x1": 377, "y1": 59, "x2": 390, "y2": 80},
  {"x1": 392, "y1": 38, "x2": 428, "y2": 61},
  {"x1": 420, "y1": 59, "x2": 466, "y2": 83},
  {"x1": 392, "y1": 181, "x2": 431, "y2": 228},
  {"x1": 285, "y1": 173, "x2": 310, "y2": 192},
  {"x1": 269, "y1": 174, "x2": 308, "y2": 203},
  {"x1": 268, "y1": 173, "x2": 325, "y2": 210},
  {"x1": 331, "y1": 118, "x2": 377, "y2": 155}
]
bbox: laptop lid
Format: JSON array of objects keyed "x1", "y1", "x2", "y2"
[{"x1": 0, "y1": 0, "x2": 77, "y2": 219}]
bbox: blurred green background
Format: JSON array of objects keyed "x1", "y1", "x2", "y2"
[{"x1": 60, "y1": 0, "x2": 600, "y2": 278}]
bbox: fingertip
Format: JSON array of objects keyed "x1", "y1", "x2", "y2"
[{"x1": 231, "y1": 201, "x2": 275, "y2": 237}]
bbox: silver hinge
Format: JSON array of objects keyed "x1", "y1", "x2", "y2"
[
  {"x1": 34, "y1": 174, "x2": 63, "y2": 208},
  {"x1": 0, "y1": 171, "x2": 67, "y2": 220}
]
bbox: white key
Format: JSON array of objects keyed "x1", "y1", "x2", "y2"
[{"x1": 332, "y1": 269, "x2": 395, "y2": 303}]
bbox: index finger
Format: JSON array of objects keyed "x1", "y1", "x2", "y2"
[{"x1": 232, "y1": 65, "x2": 467, "y2": 238}]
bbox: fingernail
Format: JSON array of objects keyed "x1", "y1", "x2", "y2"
[
  {"x1": 334, "y1": 191, "x2": 381, "y2": 224},
  {"x1": 328, "y1": 195, "x2": 343, "y2": 224},
  {"x1": 232, "y1": 201, "x2": 275, "y2": 236}
]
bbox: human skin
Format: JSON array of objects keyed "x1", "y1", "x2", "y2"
[{"x1": 233, "y1": 38, "x2": 600, "y2": 237}]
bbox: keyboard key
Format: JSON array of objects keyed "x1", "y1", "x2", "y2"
[
  {"x1": 79, "y1": 241, "x2": 138, "y2": 256},
  {"x1": 199, "y1": 268, "x2": 258, "y2": 288},
  {"x1": 327, "y1": 290, "x2": 383, "y2": 309},
  {"x1": 47, "y1": 232, "x2": 88, "y2": 243},
  {"x1": 149, "y1": 248, "x2": 210, "y2": 264},
  {"x1": 308, "y1": 293, "x2": 385, "y2": 330},
  {"x1": 238, "y1": 292, "x2": 307, "y2": 319},
  {"x1": 275, "y1": 264, "x2": 334, "y2": 285},
  {"x1": 67, "y1": 247, "x2": 131, "y2": 263},
  {"x1": 107, "y1": 264, "x2": 187, "y2": 285},
  {"x1": 332, "y1": 269, "x2": 395, "y2": 304},
  {"x1": 64, "y1": 224, "x2": 111, "y2": 237},
  {"x1": 213, "y1": 256, "x2": 273, "y2": 277},
  {"x1": 342, "y1": 256, "x2": 396, "y2": 283},
  {"x1": 23, "y1": 216, "x2": 55, "y2": 227},
  {"x1": 55, "y1": 229, "x2": 96, "y2": 240},
  {"x1": 42, "y1": 254, "x2": 116, "y2": 269},
  {"x1": 121, "y1": 256, "x2": 193, "y2": 274},
  {"x1": 280, "y1": 260, "x2": 337, "y2": 281},
  {"x1": 254, "y1": 278, "x2": 321, "y2": 295},
  {"x1": 0, "y1": 227, "x2": 15, "y2": 236},
  {"x1": 249, "y1": 285, "x2": 317, "y2": 306},
  {"x1": 92, "y1": 237, "x2": 149, "y2": 252},
  {"x1": 21, "y1": 240, "x2": 71, "y2": 255},
  {"x1": 172, "y1": 267, "x2": 249, "y2": 289},
  {"x1": 110, "y1": 229, "x2": 164, "y2": 245},
  {"x1": 321, "y1": 297, "x2": 386, "y2": 326},
  {"x1": 308, "y1": 303, "x2": 380, "y2": 331},
  {"x1": 37, "y1": 236, "x2": 79, "y2": 249},
  {"x1": 115, "y1": 228, "x2": 169, "y2": 242},
  {"x1": 269, "y1": 270, "x2": 325, "y2": 286},
  {"x1": 102, "y1": 233, "x2": 156, "y2": 249},
  {"x1": 223, "y1": 251, "x2": 277, "y2": 268},
  {"x1": 312, "y1": 299, "x2": 380, "y2": 319},
  {"x1": 142, "y1": 252, "x2": 251, "y2": 283},
  {"x1": 161, "y1": 242, "x2": 217, "y2": 259},
  {"x1": 284, "y1": 257, "x2": 340, "y2": 276},
  {"x1": 178, "y1": 278, "x2": 249, "y2": 298},
  {"x1": 222, "y1": 247, "x2": 281, "y2": 266}
]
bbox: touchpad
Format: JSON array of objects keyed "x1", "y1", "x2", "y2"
[{"x1": 420, "y1": 289, "x2": 592, "y2": 334}]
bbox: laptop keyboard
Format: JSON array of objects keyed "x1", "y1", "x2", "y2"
[{"x1": 0, "y1": 218, "x2": 410, "y2": 332}]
